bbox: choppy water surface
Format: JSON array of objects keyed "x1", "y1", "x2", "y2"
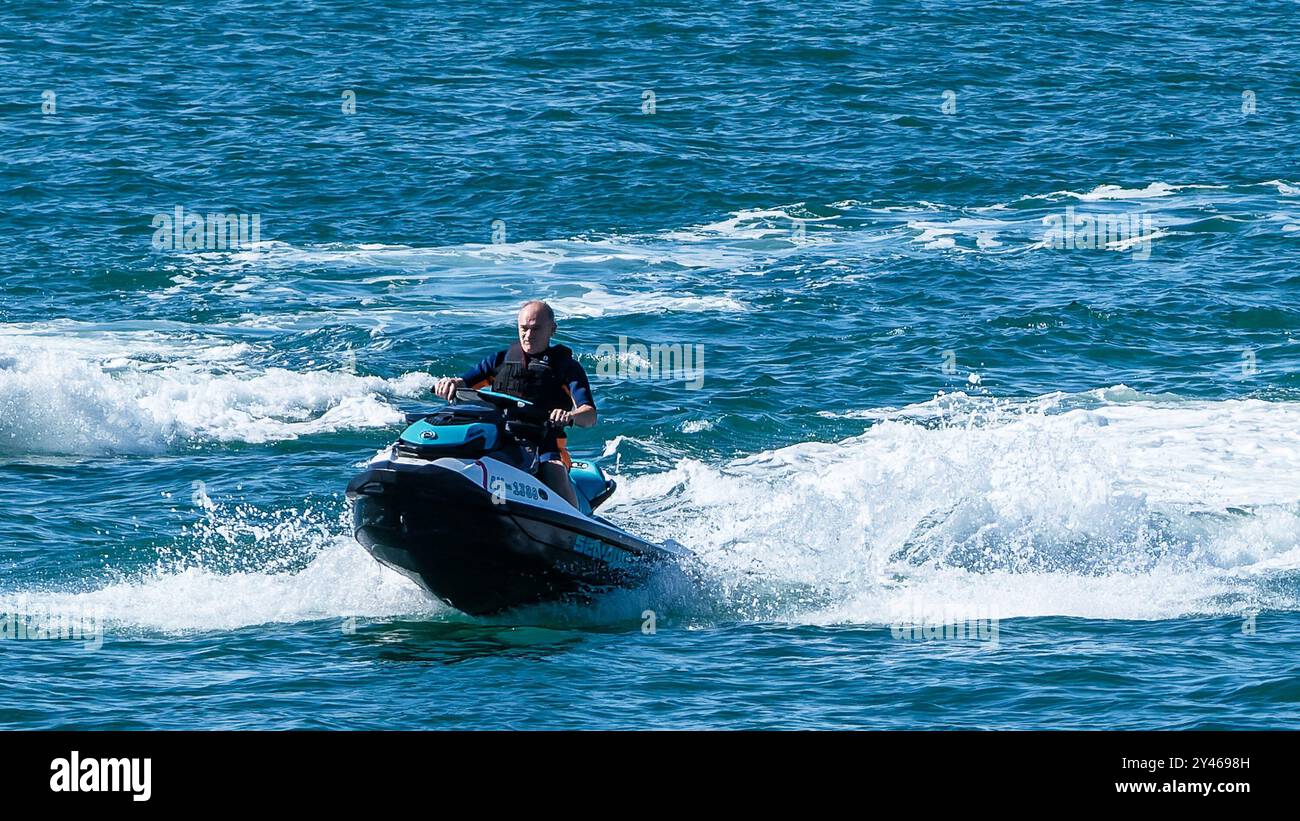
[{"x1": 2, "y1": 0, "x2": 1299, "y2": 728}]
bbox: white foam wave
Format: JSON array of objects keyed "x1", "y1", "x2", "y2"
[
  {"x1": 0, "y1": 324, "x2": 430, "y2": 453},
  {"x1": 1073, "y1": 182, "x2": 1182, "y2": 200},
  {"x1": 606, "y1": 388, "x2": 1300, "y2": 623},
  {"x1": 547, "y1": 282, "x2": 747, "y2": 318},
  {"x1": 1261, "y1": 180, "x2": 1300, "y2": 196},
  {"x1": 0, "y1": 538, "x2": 436, "y2": 633},
  {"x1": 179, "y1": 232, "x2": 777, "y2": 279},
  {"x1": 7, "y1": 388, "x2": 1299, "y2": 630},
  {"x1": 154, "y1": 183, "x2": 1298, "y2": 291}
]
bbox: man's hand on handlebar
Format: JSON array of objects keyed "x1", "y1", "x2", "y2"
[
  {"x1": 433, "y1": 377, "x2": 465, "y2": 401},
  {"x1": 548, "y1": 408, "x2": 574, "y2": 427}
]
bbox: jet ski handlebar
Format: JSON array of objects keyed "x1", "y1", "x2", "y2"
[{"x1": 447, "y1": 388, "x2": 572, "y2": 441}]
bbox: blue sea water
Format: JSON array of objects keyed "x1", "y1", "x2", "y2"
[{"x1": 2, "y1": 0, "x2": 1300, "y2": 729}]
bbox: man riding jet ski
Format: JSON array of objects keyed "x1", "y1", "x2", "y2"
[
  {"x1": 432, "y1": 300, "x2": 592, "y2": 508},
  {"x1": 346, "y1": 301, "x2": 687, "y2": 615}
]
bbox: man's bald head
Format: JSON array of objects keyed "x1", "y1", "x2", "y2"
[
  {"x1": 519, "y1": 300, "x2": 555, "y2": 324},
  {"x1": 517, "y1": 300, "x2": 557, "y2": 354}
]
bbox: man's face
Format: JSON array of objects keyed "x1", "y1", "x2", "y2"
[{"x1": 517, "y1": 306, "x2": 555, "y2": 355}]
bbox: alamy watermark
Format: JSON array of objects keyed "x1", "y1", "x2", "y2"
[
  {"x1": 1041, "y1": 207, "x2": 1155, "y2": 260},
  {"x1": 1239, "y1": 349, "x2": 1257, "y2": 379},
  {"x1": 940, "y1": 89, "x2": 957, "y2": 115},
  {"x1": 594, "y1": 336, "x2": 706, "y2": 390},
  {"x1": 1, "y1": 599, "x2": 103, "y2": 650},
  {"x1": 891, "y1": 607, "x2": 999, "y2": 650},
  {"x1": 151, "y1": 206, "x2": 261, "y2": 251},
  {"x1": 1241, "y1": 89, "x2": 1256, "y2": 116},
  {"x1": 50, "y1": 751, "x2": 151, "y2": 801}
]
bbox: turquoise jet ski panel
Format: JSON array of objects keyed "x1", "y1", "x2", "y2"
[{"x1": 398, "y1": 419, "x2": 498, "y2": 451}]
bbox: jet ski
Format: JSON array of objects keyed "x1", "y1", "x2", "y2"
[{"x1": 346, "y1": 387, "x2": 688, "y2": 615}]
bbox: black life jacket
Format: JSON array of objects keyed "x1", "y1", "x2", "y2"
[{"x1": 491, "y1": 342, "x2": 574, "y2": 412}]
